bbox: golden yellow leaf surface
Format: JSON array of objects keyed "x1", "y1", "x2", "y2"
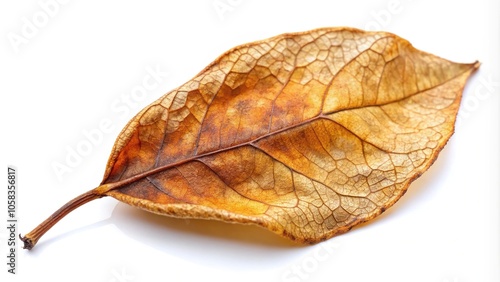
[{"x1": 21, "y1": 27, "x2": 478, "y2": 249}]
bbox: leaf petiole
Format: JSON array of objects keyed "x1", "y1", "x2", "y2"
[{"x1": 20, "y1": 186, "x2": 109, "y2": 250}]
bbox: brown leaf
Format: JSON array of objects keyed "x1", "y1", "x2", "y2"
[{"x1": 21, "y1": 27, "x2": 478, "y2": 249}]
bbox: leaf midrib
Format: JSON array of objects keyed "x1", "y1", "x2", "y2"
[{"x1": 103, "y1": 64, "x2": 470, "y2": 194}]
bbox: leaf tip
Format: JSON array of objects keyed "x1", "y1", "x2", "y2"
[{"x1": 472, "y1": 60, "x2": 481, "y2": 70}]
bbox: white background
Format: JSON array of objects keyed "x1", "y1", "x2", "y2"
[{"x1": 1, "y1": 1, "x2": 499, "y2": 282}]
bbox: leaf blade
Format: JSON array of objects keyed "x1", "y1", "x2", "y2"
[{"x1": 102, "y1": 27, "x2": 478, "y2": 243}]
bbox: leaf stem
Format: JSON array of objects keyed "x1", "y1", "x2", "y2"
[{"x1": 20, "y1": 186, "x2": 108, "y2": 250}]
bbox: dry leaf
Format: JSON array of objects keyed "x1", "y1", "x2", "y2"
[{"x1": 21, "y1": 27, "x2": 478, "y2": 249}]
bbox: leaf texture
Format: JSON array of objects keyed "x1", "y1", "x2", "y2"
[
  {"x1": 21, "y1": 27, "x2": 478, "y2": 249},
  {"x1": 93, "y1": 27, "x2": 478, "y2": 243}
]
